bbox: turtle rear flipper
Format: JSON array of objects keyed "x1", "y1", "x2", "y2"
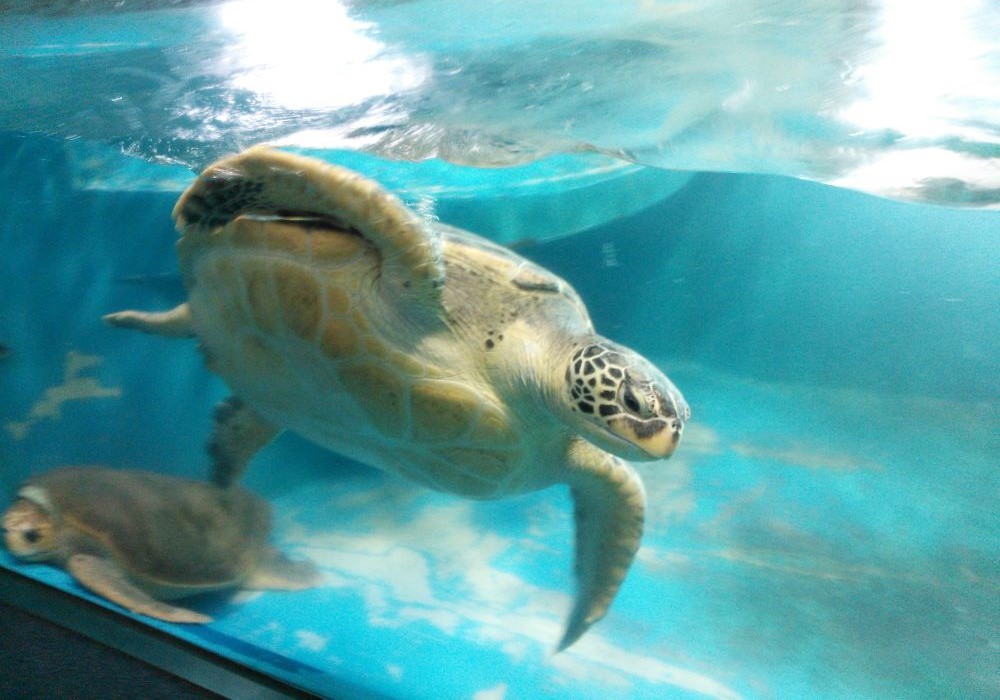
[
  {"x1": 208, "y1": 397, "x2": 281, "y2": 487},
  {"x1": 67, "y1": 554, "x2": 211, "y2": 624},
  {"x1": 245, "y1": 547, "x2": 322, "y2": 591}
]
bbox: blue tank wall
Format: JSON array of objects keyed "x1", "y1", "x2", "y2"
[
  {"x1": 0, "y1": 134, "x2": 203, "y2": 490},
  {"x1": 1, "y1": 132, "x2": 997, "y2": 496},
  {"x1": 522, "y1": 164, "x2": 998, "y2": 402}
]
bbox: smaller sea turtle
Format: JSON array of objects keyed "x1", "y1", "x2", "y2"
[{"x1": 2, "y1": 466, "x2": 321, "y2": 623}]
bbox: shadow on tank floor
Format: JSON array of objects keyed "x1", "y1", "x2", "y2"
[{"x1": 0, "y1": 602, "x2": 220, "y2": 700}]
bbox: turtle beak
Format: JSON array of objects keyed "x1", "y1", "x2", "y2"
[
  {"x1": 628, "y1": 383, "x2": 690, "y2": 459},
  {"x1": 610, "y1": 415, "x2": 685, "y2": 459},
  {"x1": 642, "y1": 419, "x2": 685, "y2": 458}
]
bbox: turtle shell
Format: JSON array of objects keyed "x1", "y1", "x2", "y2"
[{"x1": 24, "y1": 466, "x2": 272, "y2": 589}]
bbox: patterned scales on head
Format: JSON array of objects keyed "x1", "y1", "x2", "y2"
[{"x1": 104, "y1": 146, "x2": 690, "y2": 651}]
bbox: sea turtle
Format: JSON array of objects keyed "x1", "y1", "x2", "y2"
[
  {"x1": 2, "y1": 465, "x2": 321, "y2": 622},
  {"x1": 104, "y1": 146, "x2": 690, "y2": 649}
]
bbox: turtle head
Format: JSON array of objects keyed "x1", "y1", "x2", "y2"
[
  {"x1": 562, "y1": 339, "x2": 690, "y2": 461},
  {"x1": 2, "y1": 488, "x2": 58, "y2": 561}
]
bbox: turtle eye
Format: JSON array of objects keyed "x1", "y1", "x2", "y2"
[
  {"x1": 23, "y1": 529, "x2": 41, "y2": 544},
  {"x1": 620, "y1": 381, "x2": 656, "y2": 418},
  {"x1": 622, "y1": 387, "x2": 641, "y2": 414}
]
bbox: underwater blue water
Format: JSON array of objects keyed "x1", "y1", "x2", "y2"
[
  {"x1": 1, "y1": 132, "x2": 997, "y2": 699},
  {"x1": 1, "y1": 3, "x2": 998, "y2": 699}
]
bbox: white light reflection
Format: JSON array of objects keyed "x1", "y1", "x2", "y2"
[
  {"x1": 216, "y1": 0, "x2": 427, "y2": 112},
  {"x1": 833, "y1": 148, "x2": 1000, "y2": 204},
  {"x1": 841, "y1": 0, "x2": 996, "y2": 141},
  {"x1": 836, "y1": 0, "x2": 998, "y2": 201}
]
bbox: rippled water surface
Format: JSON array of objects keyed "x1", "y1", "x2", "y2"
[{"x1": 1, "y1": 0, "x2": 997, "y2": 206}]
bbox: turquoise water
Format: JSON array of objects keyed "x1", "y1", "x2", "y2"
[{"x1": 1, "y1": 3, "x2": 998, "y2": 699}]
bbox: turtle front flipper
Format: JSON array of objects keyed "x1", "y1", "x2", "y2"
[
  {"x1": 174, "y1": 146, "x2": 445, "y2": 306},
  {"x1": 208, "y1": 397, "x2": 281, "y2": 487},
  {"x1": 103, "y1": 303, "x2": 195, "y2": 338},
  {"x1": 245, "y1": 547, "x2": 323, "y2": 591},
  {"x1": 560, "y1": 439, "x2": 646, "y2": 651},
  {"x1": 67, "y1": 554, "x2": 211, "y2": 624}
]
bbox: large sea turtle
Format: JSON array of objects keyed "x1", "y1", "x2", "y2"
[
  {"x1": 2, "y1": 466, "x2": 321, "y2": 622},
  {"x1": 105, "y1": 147, "x2": 690, "y2": 649}
]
